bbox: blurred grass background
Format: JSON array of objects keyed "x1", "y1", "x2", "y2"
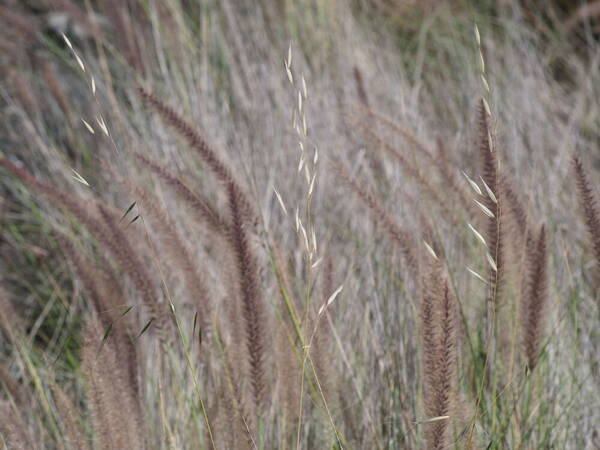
[{"x1": 0, "y1": 0, "x2": 599, "y2": 448}]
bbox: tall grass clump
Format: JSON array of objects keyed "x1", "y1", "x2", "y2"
[{"x1": 0, "y1": 1, "x2": 599, "y2": 449}]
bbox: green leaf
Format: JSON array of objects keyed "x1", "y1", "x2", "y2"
[
  {"x1": 137, "y1": 318, "x2": 154, "y2": 338},
  {"x1": 119, "y1": 201, "x2": 136, "y2": 223}
]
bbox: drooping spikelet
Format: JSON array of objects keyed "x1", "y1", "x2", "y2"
[
  {"x1": 97, "y1": 205, "x2": 169, "y2": 339},
  {"x1": 573, "y1": 155, "x2": 600, "y2": 270},
  {"x1": 522, "y1": 225, "x2": 549, "y2": 370},
  {"x1": 0, "y1": 159, "x2": 170, "y2": 343},
  {"x1": 135, "y1": 153, "x2": 230, "y2": 234},
  {"x1": 137, "y1": 87, "x2": 255, "y2": 223},
  {"x1": 124, "y1": 183, "x2": 214, "y2": 332}
]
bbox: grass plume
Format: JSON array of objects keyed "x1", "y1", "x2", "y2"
[
  {"x1": 522, "y1": 225, "x2": 549, "y2": 370},
  {"x1": 573, "y1": 155, "x2": 600, "y2": 270},
  {"x1": 420, "y1": 254, "x2": 458, "y2": 450},
  {"x1": 226, "y1": 182, "x2": 267, "y2": 411}
]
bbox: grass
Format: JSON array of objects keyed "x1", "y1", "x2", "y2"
[{"x1": 0, "y1": 1, "x2": 599, "y2": 449}]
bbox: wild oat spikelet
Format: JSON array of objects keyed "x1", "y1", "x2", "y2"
[{"x1": 476, "y1": 100, "x2": 505, "y2": 309}]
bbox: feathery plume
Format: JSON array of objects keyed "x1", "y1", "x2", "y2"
[
  {"x1": 573, "y1": 155, "x2": 600, "y2": 268},
  {"x1": 226, "y1": 182, "x2": 267, "y2": 410},
  {"x1": 137, "y1": 87, "x2": 255, "y2": 223},
  {"x1": 522, "y1": 225, "x2": 549, "y2": 370},
  {"x1": 124, "y1": 183, "x2": 213, "y2": 332},
  {"x1": 501, "y1": 176, "x2": 529, "y2": 237},
  {"x1": 420, "y1": 255, "x2": 457, "y2": 450},
  {"x1": 2, "y1": 159, "x2": 173, "y2": 343},
  {"x1": 135, "y1": 153, "x2": 229, "y2": 233},
  {"x1": 476, "y1": 100, "x2": 505, "y2": 309},
  {"x1": 1, "y1": 159, "x2": 167, "y2": 342},
  {"x1": 82, "y1": 313, "x2": 144, "y2": 449},
  {"x1": 97, "y1": 205, "x2": 169, "y2": 339}
]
